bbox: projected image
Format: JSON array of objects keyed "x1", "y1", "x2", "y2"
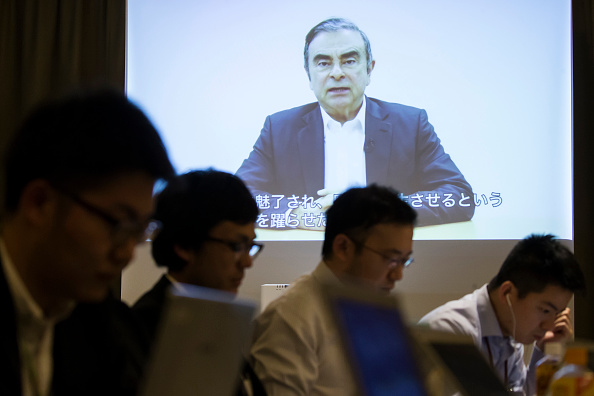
[
  {"x1": 236, "y1": 18, "x2": 474, "y2": 231},
  {"x1": 127, "y1": 0, "x2": 572, "y2": 241}
]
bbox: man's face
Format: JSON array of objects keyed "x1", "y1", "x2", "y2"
[
  {"x1": 307, "y1": 29, "x2": 374, "y2": 123},
  {"x1": 505, "y1": 284, "x2": 573, "y2": 344},
  {"x1": 343, "y1": 223, "x2": 413, "y2": 293},
  {"x1": 178, "y1": 221, "x2": 257, "y2": 294},
  {"x1": 37, "y1": 172, "x2": 156, "y2": 304}
]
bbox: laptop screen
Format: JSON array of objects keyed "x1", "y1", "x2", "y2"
[
  {"x1": 334, "y1": 298, "x2": 428, "y2": 396},
  {"x1": 416, "y1": 329, "x2": 509, "y2": 396},
  {"x1": 140, "y1": 285, "x2": 256, "y2": 396}
]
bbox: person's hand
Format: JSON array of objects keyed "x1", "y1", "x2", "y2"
[
  {"x1": 537, "y1": 308, "x2": 573, "y2": 350},
  {"x1": 315, "y1": 188, "x2": 342, "y2": 209},
  {"x1": 292, "y1": 189, "x2": 341, "y2": 231}
]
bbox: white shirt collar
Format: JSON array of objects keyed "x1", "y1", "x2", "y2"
[
  {"x1": 2, "y1": 239, "x2": 50, "y2": 323},
  {"x1": 313, "y1": 260, "x2": 344, "y2": 287},
  {"x1": 1, "y1": 238, "x2": 74, "y2": 396},
  {"x1": 1, "y1": 239, "x2": 75, "y2": 322},
  {"x1": 320, "y1": 96, "x2": 367, "y2": 130},
  {"x1": 165, "y1": 272, "x2": 193, "y2": 294},
  {"x1": 477, "y1": 284, "x2": 505, "y2": 338}
]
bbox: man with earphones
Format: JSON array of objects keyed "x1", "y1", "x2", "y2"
[{"x1": 419, "y1": 234, "x2": 586, "y2": 396}]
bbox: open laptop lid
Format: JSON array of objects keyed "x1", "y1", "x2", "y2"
[
  {"x1": 412, "y1": 326, "x2": 509, "y2": 396},
  {"x1": 140, "y1": 284, "x2": 256, "y2": 396},
  {"x1": 323, "y1": 283, "x2": 430, "y2": 396}
]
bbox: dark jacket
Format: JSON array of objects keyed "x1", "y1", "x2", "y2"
[
  {"x1": 0, "y1": 257, "x2": 149, "y2": 396},
  {"x1": 237, "y1": 97, "x2": 474, "y2": 226}
]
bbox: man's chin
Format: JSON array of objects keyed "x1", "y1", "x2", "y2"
[
  {"x1": 368, "y1": 283, "x2": 393, "y2": 295},
  {"x1": 379, "y1": 287, "x2": 394, "y2": 295},
  {"x1": 218, "y1": 284, "x2": 239, "y2": 296},
  {"x1": 76, "y1": 287, "x2": 110, "y2": 303},
  {"x1": 514, "y1": 335, "x2": 538, "y2": 345},
  {"x1": 531, "y1": 334, "x2": 549, "y2": 345},
  {"x1": 321, "y1": 100, "x2": 358, "y2": 118}
]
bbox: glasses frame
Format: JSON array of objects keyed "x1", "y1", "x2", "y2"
[
  {"x1": 348, "y1": 237, "x2": 414, "y2": 269},
  {"x1": 53, "y1": 186, "x2": 161, "y2": 246},
  {"x1": 205, "y1": 236, "x2": 264, "y2": 259}
]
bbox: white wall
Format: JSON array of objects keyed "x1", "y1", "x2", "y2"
[{"x1": 122, "y1": 238, "x2": 533, "y2": 323}]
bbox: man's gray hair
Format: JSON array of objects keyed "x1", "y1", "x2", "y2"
[{"x1": 303, "y1": 18, "x2": 373, "y2": 79}]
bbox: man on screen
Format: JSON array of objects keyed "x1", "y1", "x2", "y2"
[
  {"x1": 419, "y1": 234, "x2": 586, "y2": 396},
  {"x1": 237, "y1": 17, "x2": 474, "y2": 230}
]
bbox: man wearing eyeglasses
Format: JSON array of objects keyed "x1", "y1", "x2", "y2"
[
  {"x1": 132, "y1": 169, "x2": 265, "y2": 396},
  {"x1": 0, "y1": 89, "x2": 174, "y2": 396},
  {"x1": 249, "y1": 184, "x2": 416, "y2": 396}
]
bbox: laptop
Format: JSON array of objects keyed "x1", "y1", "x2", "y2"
[
  {"x1": 412, "y1": 326, "x2": 509, "y2": 396},
  {"x1": 139, "y1": 284, "x2": 257, "y2": 396},
  {"x1": 323, "y1": 284, "x2": 430, "y2": 396}
]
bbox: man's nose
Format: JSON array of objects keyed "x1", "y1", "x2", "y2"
[
  {"x1": 388, "y1": 265, "x2": 404, "y2": 282},
  {"x1": 238, "y1": 251, "x2": 254, "y2": 269},
  {"x1": 542, "y1": 316, "x2": 556, "y2": 330},
  {"x1": 112, "y1": 238, "x2": 138, "y2": 268},
  {"x1": 329, "y1": 63, "x2": 345, "y2": 79}
]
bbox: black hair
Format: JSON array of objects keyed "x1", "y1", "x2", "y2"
[
  {"x1": 304, "y1": 17, "x2": 373, "y2": 79},
  {"x1": 488, "y1": 234, "x2": 586, "y2": 298},
  {"x1": 322, "y1": 184, "x2": 417, "y2": 259},
  {"x1": 151, "y1": 169, "x2": 259, "y2": 271},
  {"x1": 3, "y1": 88, "x2": 174, "y2": 213}
]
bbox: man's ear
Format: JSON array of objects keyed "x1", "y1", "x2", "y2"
[
  {"x1": 368, "y1": 59, "x2": 376, "y2": 75},
  {"x1": 173, "y1": 245, "x2": 192, "y2": 262},
  {"x1": 19, "y1": 179, "x2": 58, "y2": 226},
  {"x1": 331, "y1": 234, "x2": 355, "y2": 262},
  {"x1": 497, "y1": 280, "x2": 515, "y2": 303}
]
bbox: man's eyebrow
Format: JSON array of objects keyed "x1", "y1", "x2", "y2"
[
  {"x1": 224, "y1": 230, "x2": 257, "y2": 242},
  {"x1": 386, "y1": 248, "x2": 413, "y2": 257},
  {"x1": 312, "y1": 54, "x2": 332, "y2": 63},
  {"x1": 237, "y1": 233, "x2": 257, "y2": 242},
  {"x1": 113, "y1": 204, "x2": 151, "y2": 221},
  {"x1": 543, "y1": 301, "x2": 562, "y2": 313},
  {"x1": 340, "y1": 50, "x2": 361, "y2": 60}
]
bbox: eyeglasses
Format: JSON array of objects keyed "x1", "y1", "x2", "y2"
[
  {"x1": 205, "y1": 236, "x2": 264, "y2": 259},
  {"x1": 350, "y1": 238, "x2": 414, "y2": 269},
  {"x1": 54, "y1": 187, "x2": 161, "y2": 246}
]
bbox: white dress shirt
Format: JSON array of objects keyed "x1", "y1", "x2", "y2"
[
  {"x1": 1, "y1": 240, "x2": 73, "y2": 396},
  {"x1": 419, "y1": 284, "x2": 543, "y2": 396},
  {"x1": 321, "y1": 98, "x2": 367, "y2": 193},
  {"x1": 250, "y1": 261, "x2": 358, "y2": 396}
]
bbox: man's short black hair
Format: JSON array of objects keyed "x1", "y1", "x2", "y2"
[
  {"x1": 151, "y1": 169, "x2": 259, "y2": 272},
  {"x1": 3, "y1": 88, "x2": 174, "y2": 213},
  {"x1": 304, "y1": 17, "x2": 374, "y2": 79},
  {"x1": 488, "y1": 234, "x2": 586, "y2": 298},
  {"x1": 322, "y1": 184, "x2": 417, "y2": 259}
]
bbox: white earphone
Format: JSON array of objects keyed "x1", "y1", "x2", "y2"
[{"x1": 505, "y1": 293, "x2": 516, "y2": 340}]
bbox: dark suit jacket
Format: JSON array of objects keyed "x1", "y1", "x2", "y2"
[
  {"x1": 131, "y1": 274, "x2": 172, "y2": 343},
  {"x1": 0, "y1": 257, "x2": 21, "y2": 396},
  {"x1": 0, "y1": 257, "x2": 149, "y2": 396},
  {"x1": 132, "y1": 275, "x2": 267, "y2": 396},
  {"x1": 236, "y1": 97, "x2": 474, "y2": 226}
]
